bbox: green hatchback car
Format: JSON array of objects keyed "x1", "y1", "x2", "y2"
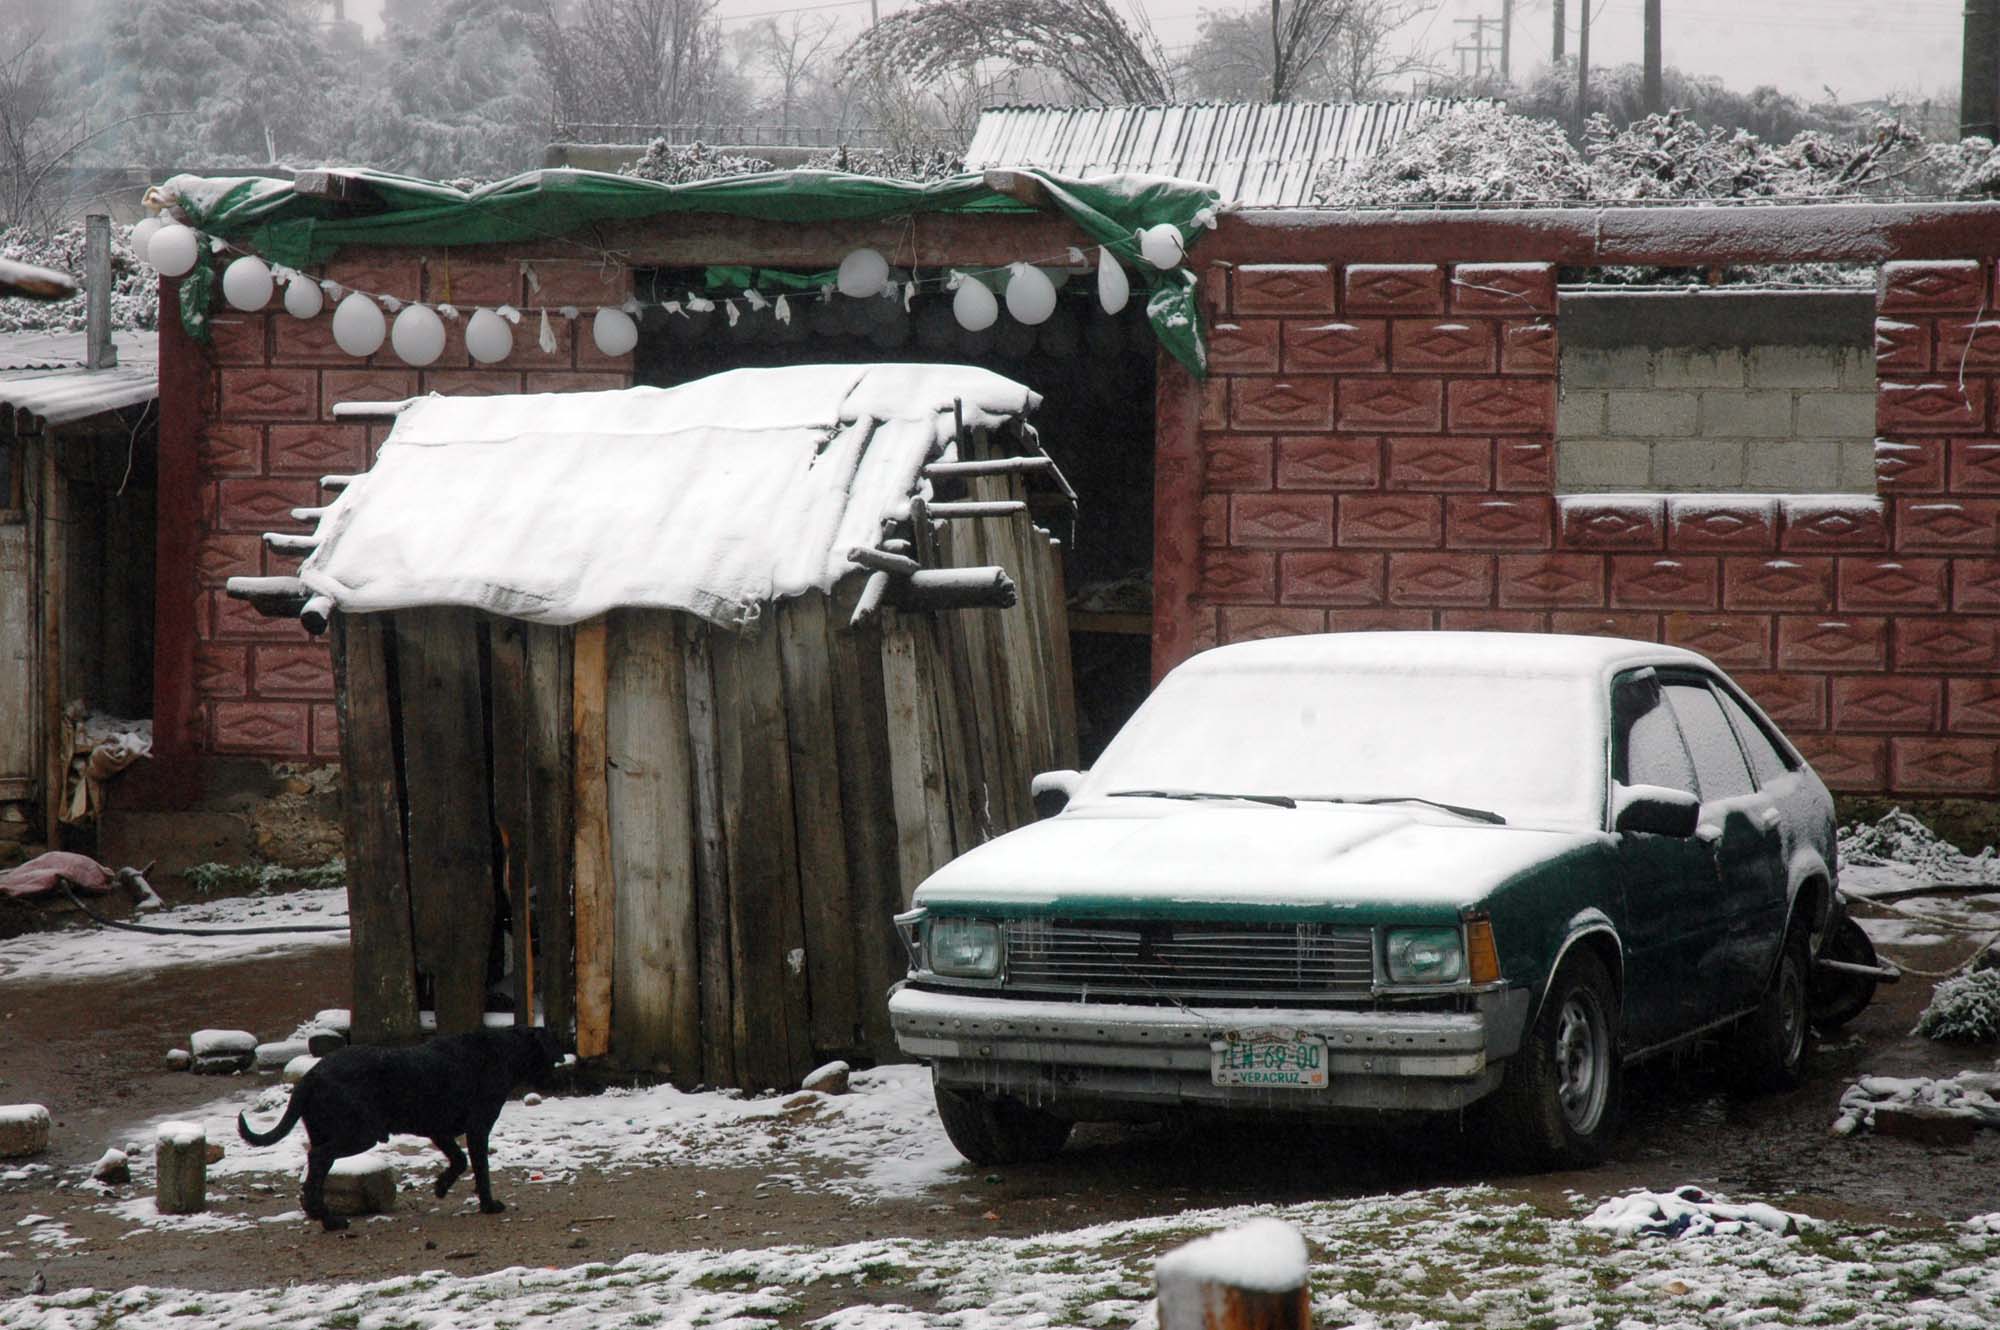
[{"x1": 890, "y1": 632, "x2": 1859, "y2": 1169}]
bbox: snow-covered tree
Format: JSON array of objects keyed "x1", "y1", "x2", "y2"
[
  {"x1": 1180, "y1": 1, "x2": 1434, "y2": 103},
  {"x1": 539, "y1": 0, "x2": 751, "y2": 134},
  {"x1": 344, "y1": 0, "x2": 551, "y2": 181},
  {"x1": 845, "y1": 0, "x2": 1173, "y2": 106}
]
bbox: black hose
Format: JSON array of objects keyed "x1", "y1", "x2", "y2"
[{"x1": 61, "y1": 885, "x2": 350, "y2": 936}]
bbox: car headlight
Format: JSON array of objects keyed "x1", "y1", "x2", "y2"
[
  {"x1": 1385, "y1": 927, "x2": 1465, "y2": 984},
  {"x1": 929, "y1": 917, "x2": 1003, "y2": 978}
]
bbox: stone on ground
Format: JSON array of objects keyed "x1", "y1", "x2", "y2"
[
  {"x1": 283, "y1": 1054, "x2": 319, "y2": 1084},
  {"x1": 312, "y1": 1009, "x2": 352, "y2": 1035},
  {"x1": 325, "y1": 1154, "x2": 397, "y2": 1216},
  {"x1": 155, "y1": 1120, "x2": 207, "y2": 1214},
  {"x1": 163, "y1": 1048, "x2": 191, "y2": 1071},
  {"x1": 255, "y1": 1039, "x2": 310, "y2": 1071},
  {"x1": 91, "y1": 1147, "x2": 130, "y2": 1184},
  {"x1": 0, "y1": 1105, "x2": 51, "y2": 1158},
  {"x1": 1873, "y1": 1103, "x2": 1981, "y2": 1146},
  {"x1": 189, "y1": 1030, "x2": 256, "y2": 1072},
  {"x1": 801, "y1": 1060, "x2": 851, "y2": 1095}
]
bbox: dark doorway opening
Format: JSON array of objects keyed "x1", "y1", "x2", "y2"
[{"x1": 632, "y1": 271, "x2": 1156, "y2": 764}]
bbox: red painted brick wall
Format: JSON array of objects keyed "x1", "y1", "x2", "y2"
[
  {"x1": 1159, "y1": 257, "x2": 2000, "y2": 797},
  {"x1": 163, "y1": 249, "x2": 633, "y2": 762}
]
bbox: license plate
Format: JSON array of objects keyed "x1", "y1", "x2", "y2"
[{"x1": 1210, "y1": 1029, "x2": 1328, "y2": 1089}]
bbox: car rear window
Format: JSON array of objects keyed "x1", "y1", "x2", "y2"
[
  {"x1": 1714, "y1": 687, "x2": 1795, "y2": 787},
  {"x1": 1665, "y1": 682, "x2": 1756, "y2": 801}
]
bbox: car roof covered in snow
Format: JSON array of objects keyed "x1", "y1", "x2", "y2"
[{"x1": 1177, "y1": 631, "x2": 1715, "y2": 682}]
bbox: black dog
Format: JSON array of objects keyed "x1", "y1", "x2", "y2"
[{"x1": 237, "y1": 1026, "x2": 562, "y2": 1231}]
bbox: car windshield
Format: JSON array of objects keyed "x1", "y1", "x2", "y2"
[{"x1": 1077, "y1": 664, "x2": 1604, "y2": 830}]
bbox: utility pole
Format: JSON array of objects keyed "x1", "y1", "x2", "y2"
[
  {"x1": 1501, "y1": 0, "x2": 1513, "y2": 83},
  {"x1": 1964, "y1": 0, "x2": 2000, "y2": 140},
  {"x1": 1552, "y1": 0, "x2": 1565, "y2": 61},
  {"x1": 1574, "y1": 0, "x2": 1591, "y2": 140},
  {"x1": 870, "y1": 0, "x2": 879, "y2": 25},
  {"x1": 1643, "y1": 0, "x2": 1662, "y2": 114},
  {"x1": 1453, "y1": 15, "x2": 1502, "y2": 80}
]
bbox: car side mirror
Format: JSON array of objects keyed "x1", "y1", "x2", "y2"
[
  {"x1": 1031, "y1": 769, "x2": 1082, "y2": 819},
  {"x1": 1612, "y1": 783, "x2": 1700, "y2": 838}
]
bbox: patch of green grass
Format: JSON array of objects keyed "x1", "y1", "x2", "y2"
[
  {"x1": 857, "y1": 1261, "x2": 904, "y2": 1282},
  {"x1": 183, "y1": 859, "x2": 345, "y2": 894},
  {"x1": 321, "y1": 1313, "x2": 361, "y2": 1329},
  {"x1": 691, "y1": 1268, "x2": 761, "y2": 1292},
  {"x1": 165, "y1": 1306, "x2": 206, "y2": 1318}
]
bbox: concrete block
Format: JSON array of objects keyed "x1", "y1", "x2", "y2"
[
  {"x1": 1873, "y1": 1103, "x2": 1980, "y2": 1146},
  {"x1": 1744, "y1": 439, "x2": 1842, "y2": 491},
  {"x1": 190, "y1": 1029, "x2": 257, "y2": 1057},
  {"x1": 1651, "y1": 440, "x2": 1747, "y2": 489},
  {"x1": 801, "y1": 1060, "x2": 851, "y2": 1094},
  {"x1": 1745, "y1": 345, "x2": 1845, "y2": 389},
  {"x1": 1795, "y1": 391, "x2": 1877, "y2": 438},
  {"x1": 255, "y1": 1040, "x2": 310, "y2": 1072},
  {"x1": 1556, "y1": 439, "x2": 1654, "y2": 489},
  {"x1": 1840, "y1": 347, "x2": 1879, "y2": 390},
  {"x1": 1556, "y1": 388, "x2": 1608, "y2": 436},
  {"x1": 306, "y1": 1029, "x2": 347, "y2": 1056},
  {"x1": 0, "y1": 1104, "x2": 50, "y2": 1157},
  {"x1": 1607, "y1": 390, "x2": 1699, "y2": 438},
  {"x1": 1653, "y1": 348, "x2": 1745, "y2": 390},
  {"x1": 1700, "y1": 390, "x2": 1794, "y2": 437},
  {"x1": 1839, "y1": 438, "x2": 1878, "y2": 491},
  {"x1": 325, "y1": 1154, "x2": 398, "y2": 1216},
  {"x1": 1562, "y1": 346, "x2": 1652, "y2": 387},
  {"x1": 283, "y1": 1054, "x2": 319, "y2": 1084}
]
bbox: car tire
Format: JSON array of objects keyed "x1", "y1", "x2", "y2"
[
  {"x1": 1728, "y1": 926, "x2": 1810, "y2": 1093},
  {"x1": 1808, "y1": 913, "x2": 1879, "y2": 1033},
  {"x1": 1484, "y1": 950, "x2": 1622, "y2": 1170},
  {"x1": 932, "y1": 1083, "x2": 1072, "y2": 1166}
]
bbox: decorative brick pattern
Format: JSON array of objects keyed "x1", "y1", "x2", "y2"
[
  {"x1": 1878, "y1": 260, "x2": 1986, "y2": 313},
  {"x1": 1219, "y1": 606, "x2": 1328, "y2": 641},
  {"x1": 1874, "y1": 439, "x2": 1946, "y2": 491},
  {"x1": 1955, "y1": 558, "x2": 2000, "y2": 611},
  {"x1": 1724, "y1": 558, "x2": 1835, "y2": 612},
  {"x1": 1950, "y1": 441, "x2": 2000, "y2": 492},
  {"x1": 1836, "y1": 558, "x2": 1949, "y2": 611},
  {"x1": 1780, "y1": 499, "x2": 1888, "y2": 552},
  {"x1": 1235, "y1": 265, "x2": 1336, "y2": 315},
  {"x1": 1500, "y1": 320, "x2": 1557, "y2": 375},
  {"x1": 1549, "y1": 611, "x2": 1660, "y2": 641},
  {"x1": 197, "y1": 423, "x2": 263, "y2": 476},
  {"x1": 208, "y1": 315, "x2": 269, "y2": 366},
  {"x1": 1895, "y1": 499, "x2": 2000, "y2": 553},
  {"x1": 322, "y1": 369, "x2": 419, "y2": 416},
  {"x1": 1209, "y1": 320, "x2": 1283, "y2": 374},
  {"x1": 1232, "y1": 494, "x2": 1334, "y2": 547},
  {"x1": 1609, "y1": 556, "x2": 1719, "y2": 610},
  {"x1": 1385, "y1": 437, "x2": 1490, "y2": 491},
  {"x1": 1879, "y1": 379, "x2": 1989, "y2": 434},
  {"x1": 1794, "y1": 735, "x2": 1889, "y2": 791},
  {"x1": 1497, "y1": 554, "x2": 1603, "y2": 608},
  {"x1": 1387, "y1": 552, "x2": 1494, "y2": 606},
  {"x1": 1890, "y1": 738, "x2": 1997, "y2": 792},
  {"x1": 1668, "y1": 497, "x2": 1778, "y2": 552},
  {"x1": 1559, "y1": 498, "x2": 1664, "y2": 550},
  {"x1": 1280, "y1": 551, "x2": 1385, "y2": 605},
  {"x1": 1277, "y1": 436, "x2": 1379, "y2": 490},
  {"x1": 1338, "y1": 377, "x2": 1442, "y2": 433},
  {"x1": 193, "y1": 535, "x2": 263, "y2": 586},
  {"x1": 1447, "y1": 496, "x2": 1553, "y2": 549},
  {"x1": 266, "y1": 424, "x2": 367, "y2": 475},
  {"x1": 1447, "y1": 379, "x2": 1556, "y2": 434},
  {"x1": 1833, "y1": 676, "x2": 1942, "y2": 732},
  {"x1": 1947, "y1": 678, "x2": 2000, "y2": 732},
  {"x1": 311, "y1": 704, "x2": 342, "y2": 759},
  {"x1": 220, "y1": 368, "x2": 316, "y2": 419},
  {"x1": 1732, "y1": 672, "x2": 1827, "y2": 732},
  {"x1": 1777, "y1": 616, "x2": 1888, "y2": 671},
  {"x1": 216, "y1": 478, "x2": 318, "y2": 533},
  {"x1": 1284, "y1": 319, "x2": 1387, "y2": 372},
  {"x1": 1344, "y1": 264, "x2": 1445, "y2": 315},
  {"x1": 252, "y1": 645, "x2": 337, "y2": 700},
  {"x1": 1894, "y1": 616, "x2": 2000, "y2": 671},
  {"x1": 1451, "y1": 263, "x2": 1557, "y2": 314},
  {"x1": 1338, "y1": 495, "x2": 1443, "y2": 548},
  {"x1": 1872, "y1": 317, "x2": 1930, "y2": 372},
  {"x1": 1663, "y1": 614, "x2": 1773, "y2": 669},
  {"x1": 1495, "y1": 441, "x2": 1553, "y2": 491},
  {"x1": 1203, "y1": 435, "x2": 1275, "y2": 491},
  {"x1": 1391, "y1": 321, "x2": 1494, "y2": 373},
  {"x1": 1230, "y1": 377, "x2": 1336, "y2": 431},
  {"x1": 1201, "y1": 548, "x2": 1278, "y2": 602},
  {"x1": 211, "y1": 702, "x2": 311, "y2": 756}
]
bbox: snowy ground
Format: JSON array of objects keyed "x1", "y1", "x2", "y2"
[
  {"x1": 4, "y1": 1186, "x2": 1998, "y2": 1330},
  {"x1": 0, "y1": 889, "x2": 348, "y2": 983},
  {"x1": 1837, "y1": 812, "x2": 2000, "y2": 952}
]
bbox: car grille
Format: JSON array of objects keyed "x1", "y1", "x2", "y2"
[{"x1": 1000, "y1": 919, "x2": 1376, "y2": 1001}]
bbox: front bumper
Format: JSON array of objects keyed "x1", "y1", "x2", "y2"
[{"x1": 889, "y1": 984, "x2": 1531, "y2": 1115}]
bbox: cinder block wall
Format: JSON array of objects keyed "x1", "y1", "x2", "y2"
[
  {"x1": 1164, "y1": 259, "x2": 2000, "y2": 797},
  {"x1": 1556, "y1": 290, "x2": 1878, "y2": 493}
]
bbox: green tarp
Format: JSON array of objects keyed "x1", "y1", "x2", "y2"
[{"x1": 163, "y1": 166, "x2": 1220, "y2": 375}]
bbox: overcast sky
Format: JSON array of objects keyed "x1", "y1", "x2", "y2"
[{"x1": 340, "y1": 0, "x2": 1968, "y2": 106}]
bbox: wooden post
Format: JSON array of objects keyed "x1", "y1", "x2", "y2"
[
  {"x1": 681, "y1": 625, "x2": 737, "y2": 1087},
  {"x1": 826, "y1": 577, "x2": 902, "y2": 1059},
  {"x1": 1155, "y1": 1219, "x2": 1311, "y2": 1330},
  {"x1": 154, "y1": 1121, "x2": 207, "y2": 1215},
  {"x1": 571, "y1": 616, "x2": 613, "y2": 1060},
  {"x1": 486, "y1": 618, "x2": 535, "y2": 1027},
  {"x1": 333, "y1": 614, "x2": 421, "y2": 1045},
  {"x1": 525, "y1": 623, "x2": 574, "y2": 1046}
]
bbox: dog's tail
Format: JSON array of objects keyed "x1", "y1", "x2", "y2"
[{"x1": 237, "y1": 1095, "x2": 303, "y2": 1148}]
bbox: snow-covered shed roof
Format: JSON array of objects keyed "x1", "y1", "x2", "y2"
[
  {"x1": 965, "y1": 100, "x2": 1489, "y2": 208},
  {"x1": 292, "y1": 364, "x2": 1041, "y2": 629},
  {"x1": 0, "y1": 330, "x2": 159, "y2": 430}
]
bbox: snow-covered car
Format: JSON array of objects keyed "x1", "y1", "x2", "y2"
[{"x1": 890, "y1": 632, "x2": 1860, "y2": 1169}]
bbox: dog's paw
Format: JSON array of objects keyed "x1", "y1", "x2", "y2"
[
  {"x1": 433, "y1": 1177, "x2": 456, "y2": 1198},
  {"x1": 479, "y1": 1198, "x2": 507, "y2": 1215}
]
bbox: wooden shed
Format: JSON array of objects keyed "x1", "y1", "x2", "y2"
[{"x1": 229, "y1": 364, "x2": 1076, "y2": 1090}]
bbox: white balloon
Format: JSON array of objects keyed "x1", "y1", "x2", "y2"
[
  {"x1": 1097, "y1": 249, "x2": 1130, "y2": 315},
  {"x1": 221, "y1": 255, "x2": 274, "y2": 311},
  {"x1": 147, "y1": 223, "x2": 200, "y2": 277},
  {"x1": 391, "y1": 303, "x2": 446, "y2": 367},
  {"x1": 836, "y1": 248, "x2": 889, "y2": 299},
  {"x1": 1137, "y1": 223, "x2": 1185, "y2": 270},
  {"x1": 129, "y1": 216, "x2": 164, "y2": 263},
  {"x1": 592, "y1": 306, "x2": 638, "y2": 357},
  {"x1": 1004, "y1": 263, "x2": 1057, "y2": 326},
  {"x1": 331, "y1": 291, "x2": 387, "y2": 357},
  {"x1": 282, "y1": 274, "x2": 324, "y2": 319},
  {"x1": 464, "y1": 307, "x2": 513, "y2": 364},
  {"x1": 952, "y1": 274, "x2": 998, "y2": 332}
]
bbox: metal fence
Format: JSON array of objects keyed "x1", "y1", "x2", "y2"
[{"x1": 554, "y1": 123, "x2": 900, "y2": 149}]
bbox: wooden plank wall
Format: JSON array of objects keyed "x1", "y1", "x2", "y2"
[{"x1": 336, "y1": 492, "x2": 1073, "y2": 1088}]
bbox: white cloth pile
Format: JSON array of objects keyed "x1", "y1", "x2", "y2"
[
  {"x1": 1831, "y1": 1070, "x2": 2000, "y2": 1135},
  {"x1": 1582, "y1": 1186, "x2": 1805, "y2": 1239}
]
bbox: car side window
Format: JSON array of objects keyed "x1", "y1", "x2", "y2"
[
  {"x1": 1714, "y1": 686, "x2": 1795, "y2": 787},
  {"x1": 1664, "y1": 680, "x2": 1755, "y2": 801},
  {"x1": 1614, "y1": 674, "x2": 1699, "y2": 797}
]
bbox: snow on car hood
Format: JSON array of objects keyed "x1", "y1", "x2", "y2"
[{"x1": 913, "y1": 800, "x2": 1601, "y2": 917}]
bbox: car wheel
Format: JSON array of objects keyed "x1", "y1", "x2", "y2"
[
  {"x1": 1728, "y1": 927, "x2": 1810, "y2": 1093},
  {"x1": 932, "y1": 1082, "x2": 1072, "y2": 1165},
  {"x1": 1485, "y1": 950, "x2": 1622, "y2": 1169},
  {"x1": 1808, "y1": 913, "x2": 1879, "y2": 1033}
]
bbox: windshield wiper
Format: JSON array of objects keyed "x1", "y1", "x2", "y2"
[
  {"x1": 1298, "y1": 795, "x2": 1506, "y2": 825},
  {"x1": 1106, "y1": 788, "x2": 1297, "y2": 809}
]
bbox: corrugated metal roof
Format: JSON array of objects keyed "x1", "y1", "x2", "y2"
[
  {"x1": 965, "y1": 100, "x2": 1486, "y2": 208},
  {"x1": 0, "y1": 330, "x2": 158, "y2": 428}
]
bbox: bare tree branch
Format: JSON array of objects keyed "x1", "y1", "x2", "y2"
[{"x1": 845, "y1": 0, "x2": 1173, "y2": 107}]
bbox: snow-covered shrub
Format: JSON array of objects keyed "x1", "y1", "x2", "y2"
[
  {"x1": 621, "y1": 139, "x2": 776, "y2": 184},
  {"x1": 1317, "y1": 104, "x2": 1591, "y2": 205},
  {"x1": 1839, "y1": 808, "x2": 2000, "y2": 886},
  {"x1": 1913, "y1": 967, "x2": 2000, "y2": 1044},
  {"x1": 0, "y1": 223, "x2": 158, "y2": 335},
  {"x1": 802, "y1": 145, "x2": 965, "y2": 181}
]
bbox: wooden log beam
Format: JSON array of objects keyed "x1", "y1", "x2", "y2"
[
  {"x1": 320, "y1": 474, "x2": 360, "y2": 491},
  {"x1": 850, "y1": 570, "x2": 893, "y2": 628},
  {"x1": 848, "y1": 545, "x2": 921, "y2": 576},
  {"x1": 891, "y1": 566, "x2": 1018, "y2": 611},
  {"x1": 926, "y1": 500, "x2": 1027, "y2": 519},
  {"x1": 300, "y1": 594, "x2": 335, "y2": 636},
  {"x1": 981, "y1": 169, "x2": 1057, "y2": 211},
  {"x1": 923, "y1": 457, "x2": 1056, "y2": 479},
  {"x1": 223, "y1": 575, "x2": 310, "y2": 618},
  {"x1": 262, "y1": 532, "x2": 320, "y2": 556},
  {"x1": 294, "y1": 169, "x2": 390, "y2": 214},
  {"x1": 331, "y1": 400, "x2": 415, "y2": 419},
  {"x1": 290, "y1": 506, "x2": 331, "y2": 523},
  {"x1": 571, "y1": 617, "x2": 613, "y2": 1060}
]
